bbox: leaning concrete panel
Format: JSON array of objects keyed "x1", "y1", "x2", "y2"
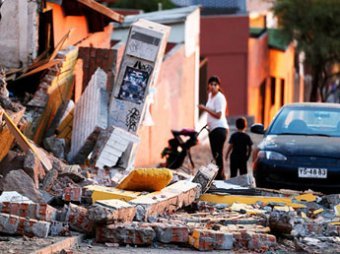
[
  {"x1": 109, "y1": 19, "x2": 170, "y2": 133},
  {"x1": 69, "y1": 68, "x2": 108, "y2": 163}
]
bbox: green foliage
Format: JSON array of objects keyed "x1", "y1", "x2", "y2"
[
  {"x1": 110, "y1": 0, "x2": 176, "y2": 13},
  {"x1": 272, "y1": 0, "x2": 340, "y2": 101}
]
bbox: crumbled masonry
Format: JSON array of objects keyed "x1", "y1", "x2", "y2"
[{"x1": 0, "y1": 6, "x2": 338, "y2": 253}]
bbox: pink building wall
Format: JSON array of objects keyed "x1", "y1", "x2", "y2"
[
  {"x1": 135, "y1": 45, "x2": 197, "y2": 167},
  {"x1": 200, "y1": 15, "x2": 249, "y2": 116}
]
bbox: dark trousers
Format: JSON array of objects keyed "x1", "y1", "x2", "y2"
[
  {"x1": 209, "y1": 127, "x2": 227, "y2": 180},
  {"x1": 230, "y1": 155, "x2": 248, "y2": 178}
]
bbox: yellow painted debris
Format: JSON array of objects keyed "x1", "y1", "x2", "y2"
[
  {"x1": 273, "y1": 206, "x2": 294, "y2": 212},
  {"x1": 301, "y1": 212, "x2": 307, "y2": 219},
  {"x1": 330, "y1": 221, "x2": 340, "y2": 225},
  {"x1": 230, "y1": 203, "x2": 265, "y2": 215},
  {"x1": 335, "y1": 204, "x2": 340, "y2": 217},
  {"x1": 84, "y1": 185, "x2": 141, "y2": 203},
  {"x1": 294, "y1": 193, "x2": 318, "y2": 202},
  {"x1": 313, "y1": 208, "x2": 324, "y2": 215},
  {"x1": 117, "y1": 168, "x2": 173, "y2": 192},
  {"x1": 200, "y1": 194, "x2": 306, "y2": 209}
]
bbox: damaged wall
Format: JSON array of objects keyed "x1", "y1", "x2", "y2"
[
  {"x1": 0, "y1": 0, "x2": 38, "y2": 68},
  {"x1": 135, "y1": 44, "x2": 197, "y2": 167},
  {"x1": 48, "y1": 3, "x2": 113, "y2": 49}
]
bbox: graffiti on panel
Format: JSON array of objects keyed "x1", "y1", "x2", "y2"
[
  {"x1": 133, "y1": 61, "x2": 153, "y2": 74},
  {"x1": 126, "y1": 107, "x2": 140, "y2": 132},
  {"x1": 126, "y1": 31, "x2": 160, "y2": 62},
  {"x1": 118, "y1": 66, "x2": 149, "y2": 104}
]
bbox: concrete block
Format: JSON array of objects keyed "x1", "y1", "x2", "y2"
[
  {"x1": 96, "y1": 222, "x2": 156, "y2": 245},
  {"x1": 192, "y1": 163, "x2": 218, "y2": 194},
  {"x1": 90, "y1": 126, "x2": 139, "y2": 169},
  {"x1": 69, "y1": 68, "x2": 108, "y2": 163},
  {"x1": 88, "y1": 199, "x2": 136, "y2": 224},
  {"x1": 0, "y1": 191, "x2": 33, "y2": 203},
  {"x1": 129, "y1": 180, "x2": 200, "y2": 221}
]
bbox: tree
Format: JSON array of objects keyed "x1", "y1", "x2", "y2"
[
  {"x1": 109, "y1": 0, "x2": 175, "y2": 13},
  {"x1": 272, "y1": 0, "x2": 340, "y2": 102}
]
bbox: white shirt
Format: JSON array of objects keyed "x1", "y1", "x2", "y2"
[{"x1": 206, "y1": 91, "x2": 229, "y2": 131}]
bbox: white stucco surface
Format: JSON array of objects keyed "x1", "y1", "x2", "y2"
[{"x1": 0, "y1": 0, "x2": 38, "y2": 68}]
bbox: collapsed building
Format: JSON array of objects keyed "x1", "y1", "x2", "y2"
[{"x1": 0, "y1": 1, "x2": 339, "y2": 253}]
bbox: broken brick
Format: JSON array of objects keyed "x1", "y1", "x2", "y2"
[
  {"x1": 88, "y1": 199, "x2": 136, "y2": 224},
  {"x1": 0, "y1": 213, "x2": 50, "y2": 238},
  {"x1": 0, "y1": 202, "x2": 56, "y2": 221},
  {"x1": 150, "y1": 222, "x2": 189, "y2": 243},
  {"x1": 66, "y1": 204, "x2": 94, "y2": 234},
  {"x1": 188, "y1": 229, "x2": 234, "y2": 251},
  {"x1": 96, "y1": 222, "x2": 155, "y2": 245},
  {"x1": 62, "y1": 187, "x2": 82, "y2": 202}
]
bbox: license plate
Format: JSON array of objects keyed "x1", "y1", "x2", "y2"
[{"x1": 298, "y1": 167, "x2": 327, "y2": 178}]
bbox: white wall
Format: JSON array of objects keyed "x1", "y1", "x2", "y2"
[{"x1": 0, "y1": 0, "x2": 38, "y2": 68}]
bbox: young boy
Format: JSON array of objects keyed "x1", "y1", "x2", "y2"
[{"x1": 226, "y1": 117, "x2": 253, "y2": 178}]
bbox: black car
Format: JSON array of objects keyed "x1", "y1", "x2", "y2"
[{"x1": 251, "y1": 103, "x2": 340, "y2": 193}]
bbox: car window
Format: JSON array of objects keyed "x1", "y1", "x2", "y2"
[{"x1": 268, "y1": 107, "x2": 340, "y2": 137}]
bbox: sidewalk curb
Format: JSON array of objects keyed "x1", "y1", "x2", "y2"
[{"x1": 32, "y1": 234, "x2": 85, "y2": 254}]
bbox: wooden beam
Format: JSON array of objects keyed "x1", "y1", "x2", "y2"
[
  {"x1": 2, "y1": 110, "x2": 52, "y2": 171},
  {"x1": 77, "y1": 0, "x2": 124, "y2": 23}
]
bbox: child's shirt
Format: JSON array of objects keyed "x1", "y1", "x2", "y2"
[{"x1": 228, "y1": 131, "x2": 253, "y2": 159}]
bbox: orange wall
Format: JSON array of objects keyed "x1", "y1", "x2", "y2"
[
  {"x1": 135, "y1": 45, "x2": 197, "y2": 167},
  {"x1": 48, "y1": 3, "x2": 112, "y2": 49},
  {"x1": 247, "y1": 35, "x2": 295, "y2": 126},
  {"x1": 266, "y1": 44, "x2": 295, "y2": 121},
  {"x1": 200, "y1": 15, "x2": 249, "y2": 116},
  {"x1": 248, "y1": 34, "x2": 269, "y2": 122}
]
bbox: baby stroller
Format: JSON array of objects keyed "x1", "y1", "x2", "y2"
[{"x1": 161, "y1": 125, "x2": 207, "y2": 169}]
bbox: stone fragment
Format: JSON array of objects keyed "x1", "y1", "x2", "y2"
[
  {"x1": 23, "y1": 149, "x2": 45, "y2": 187},
  {"x1": 59, "y1": 165, "x2": 85, "y2": 183},
  {"x1": 49, "y1": 220, "x2": 70, "y2": 236},
  {"x1": 43, "y1": 135, "x2": 66, "y2": 159},
  {"x1": 42, "y1": 169, "x2": 59, "y2": 192},
  {"x1": 2, "y1": 169, "x2": 44, "y2": 203},
  {"x1": 96, "y1": 222, "x2": 156, "y2": 245}
]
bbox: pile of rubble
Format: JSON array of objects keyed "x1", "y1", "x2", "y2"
[
  {"x1": 0, "y1": 68, "x2": 339, "y2": 253},
  {"x1": 0, "y1": 10, "x2": 338, "y2": 254},
  {"x1": 0, "y1": 144, "x2": 339, "y2": 253}
]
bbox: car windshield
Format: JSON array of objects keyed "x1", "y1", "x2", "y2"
[{"x1": 268, "y1": 106, "x2": 340, "y2": 137}]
